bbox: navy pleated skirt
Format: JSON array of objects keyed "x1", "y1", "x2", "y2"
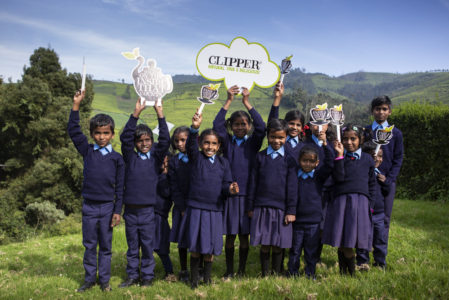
[
  {"x1": 250, "y1": 207, "x2": 293, "y2": 249},
  {"x1": 223, "y1": 195, "x2": 250, "y2": 235},
  {"x1": 322, "y1": 193, "x2": 372, "y2": 250},
  {"x1": 178, "y1": 207, "x2": 224, "y2": 256},
  {"x1": 154, "y1": 213, "x2": 171, "y2": 255}
]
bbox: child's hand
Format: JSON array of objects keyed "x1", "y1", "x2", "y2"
[
  {"x1": 154, "y1": 100, "x2": 164, "y2": 118},
  {"x1": 229, "y1": 182, "x2": 239, "y2": 195},
  {"x1": 274, "y1": 82, "x2": 284, "y2": 98},
  {"x1": 333, "y1": 141, "x2": 345, "y2": 157},
  {"x1": 181, "y1": 211, "x2": 185, "y2": 217},
  {"x1": 377, "y1": 173, "x2": 386, "y2": 182},
  {"x1": 110, "y1": 214, "x2": 121, "y2": 227},
  {"x1": 247, "y1": 210, "x2": 254, "y2": 218},
  {"x1": 133, "y1": 98, "x2": 146, "y2": 118},
  {"x1": 191, "y1": 110, "x2": 202, "y2": 129},
  {"x1": 227, "y1": 85, "x2": 240, "y2": 100},
  {"x1": 72, "y1": 90, "x2": 85, "y2": 111},
  {"x1": 241, "y1": 87, "x2": 250, "y2": 99},
  {"x1": 284, "y1": 214, "x2": 296, "y2": 224}
]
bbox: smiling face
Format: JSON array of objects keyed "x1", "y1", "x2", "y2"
[
  {"x1": 200, "y1": 134, "x2": 220, "y2": 157},
  {"x1": 287, "y1": 119, "x2": 303, "y2": 138},
  {"x1": 372, "y1": 104, "x2": 391, "y2": 123},
  {"x1": 267, "y1": 129, "x2": 287, "y2": 151},
  {"x1": 91, "y1": 125, "x2": 114, "y2": 148},
  {"x1": 135, "y1": 134, "x2": 153, "y2": 154},
  {"x1": 342, "y1": 130, "x2": 361, "y2": 152},
  {"x1": 231, "y1": 116, "x2": 251, "y2": 139},
  {"x1": 174, "y1": 131, "x2": 188, "y2": 153},
  {"x1": 371, "y1": 148, "x2": 383, "y2": 168},
  {"x1": 299, "y1": 152, "x2": 319, "y2": 173}
]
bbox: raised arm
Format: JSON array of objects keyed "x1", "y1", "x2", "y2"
[
  {"x1": 268, "y1": 82, "x2": 283, "y2": 122},
  {"x1": 152, "y1": 103, "x2": 170, "y2": 161},
  {"x1": 247, "y1": 104, "x2": 267, "y2": 152},
  {"x1": 332, "y1": 141, "x2": 346, "y2": 183},
  {"x1": 68, "y1": 90, "x2": 89, "y2": 157},
  {"x1": 186, "y1": 111, "x2": 202, "y2": 161}
]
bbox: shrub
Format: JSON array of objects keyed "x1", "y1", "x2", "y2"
[{"x1": 25, "y1": 201, "x2": 65, "y2": 228}]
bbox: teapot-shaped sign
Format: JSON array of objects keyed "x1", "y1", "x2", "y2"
[
  {"x1": 122, "y1": 48, "x2": 173, "y2": 106},
  {"x1": 197, "y1": 83, "x2": 220, "y2": 115},
  {"x1": 330, "y1": 104, "x2": 345, "y2": 126},
  {"x1": 310, "y1": 103, "x2": 330, "y2": 126},
  {"x1": 373, "y1": 125, "x2": 394, "y2": 145}
]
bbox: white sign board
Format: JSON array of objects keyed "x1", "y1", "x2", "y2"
[{"x1": 196, "y1": 37, "x2": 280, "y2": 92}]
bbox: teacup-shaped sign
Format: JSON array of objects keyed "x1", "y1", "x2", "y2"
[
  {"x1": 330, "y1": 104, "x2": 345, "y2": 126},
  {"x1": 198, "y1": 83, "x2": 220, "y2": 104},
  {"x1": 310, "y1": 103, "x2": 330, "y2": 125},
  {"x1": 373, "y1": 125, "x2": 394, "y2": 145}
]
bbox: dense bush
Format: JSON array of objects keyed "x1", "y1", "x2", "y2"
[
  {"x1": 25, "y1": 201, "x2": 65, "y2": 227},
  {"x1": 390, "y1": 102, "x2": 449, "y2": 201}
]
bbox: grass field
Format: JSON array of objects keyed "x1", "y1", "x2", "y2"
[{"x1": 1, "y1": 199, "x2": 448, "y2": 299}]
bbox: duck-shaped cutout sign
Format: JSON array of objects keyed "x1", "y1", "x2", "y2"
[{"x1": 122, "y1": 48, "x2": 173, "y2": 106}]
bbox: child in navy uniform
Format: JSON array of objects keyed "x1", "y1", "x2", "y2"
[
  {"x1": 154, "y1": 156, "x2": 175, "y2": 280},
  {"x1": 179, "y1": 111, "x2": 238, "y2": 288},
  {"x1": 364, "y1": 96, "x2": 403, "y2": 255},
  {"x1": 119, "y1": 98, "x2": 170, "y2": 287},
  {"x1": 213, "y1": 85, "x2": 265, "y2": 278},
  {"x1": 68, "y1": 90, "x2": 124, "y2": 292},
  {"x1": 356, "y1": 141, "x2": 390, "y2": 269},
  {"x1": 268, "y1": 82, "x2": 305, "y2": 162},
  {"x1": 288, "y1": 144, "x2": 333, "y2": 279},
  {"x1": 248, "y1": 119, "x2": 297, "y2": 277},
  {"x1": 322, "y1": 124, "x2": 376, "y2": 275},
  {"x1": 168, "y1": 126, "x2": 191, "y2": 282}
]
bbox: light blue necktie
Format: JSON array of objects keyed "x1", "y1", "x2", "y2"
[
  {"x1": 179, "y1": 153, "x2": 189, "y2": 163},
  {"x1": 138, "y1": 152, "x2": 151, "y2": 160},
  {"x1": 209, "y1": 156, "x2": 215, "y2": 164},
  {"x1": 288, "y1": 137, "x2": 298, "y2": 148},
  {"x1": 94, "y1": 144, "x2": 111, "y2": 156}
]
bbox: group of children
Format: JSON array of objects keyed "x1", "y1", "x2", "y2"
[{"x1": 68, "y1": 82, "x2": 403, "y2": 292}]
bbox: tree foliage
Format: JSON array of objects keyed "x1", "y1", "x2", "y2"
[{"x1": 0, "y1": 47, "x2": 93, "y2": 243}]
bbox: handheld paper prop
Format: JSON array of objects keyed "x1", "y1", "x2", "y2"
[
  {"x1": 122, "y1": 48, "x2": 173, "y2": 107},
  {"x1": 81, "y1": 57, "x2": 86, "y2": 92},
  {"x1": 196, "y1": 37, "x2": 280, "y2": 93},
  {"x1": 152, "y1": 121, "x2": 175, "y2": 136},
  {"x1": 310, "y1": 103, "x2": 330, "y2": 133},
  {"x1": 372, "y1": 125, "x2": 394, "y2": 155},
  {"x1": 279, "y1": 55, "x2": 293, "y2": 83},
  {"x1": 330, "y1": 104, "x2": 345, "y2": 142},
  {"x1": 197, "y1": 83, "x2": 220, "y2": 115}
]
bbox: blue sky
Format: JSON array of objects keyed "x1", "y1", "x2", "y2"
[{"x1": 1, "y1": 0, "x2": 449, "y2": 82}]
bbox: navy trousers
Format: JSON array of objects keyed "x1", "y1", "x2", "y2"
[
  {"x1": 82, "y1": 200, "x2": 114, "y2": 284},
  {"x1": 356, "y1": 212, "x2": 387, "y2": 266},
  {"x1": 288, "y1": 223, "x2": 320, "y2": 276},
  {"x1": 123, "y1": 206, "x2": 156, "y2": 281},
  {"x1": 384, "y1": 182, "x2": 396, "y2": 243}
]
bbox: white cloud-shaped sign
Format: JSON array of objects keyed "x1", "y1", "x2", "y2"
[{"x1": 196, "y1": 37, "x2": 280, "y2": 92}]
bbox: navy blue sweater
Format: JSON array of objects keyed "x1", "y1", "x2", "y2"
[
  {"x1": 364, "y1": 125, "x2": 404, "y2": 185},
  {"x1": 213, "y1": 107, "x2": 266, "y2": 195},
  {"x1": 268, "y1": 105, "x2": 304, "y2": 162},
  {"x1": 332, "y1": 153, "x2": 376, "y2": 207},
  {"x1": 186, "y1": 130, "x2": 233, "y2": 211},
  {"x1": 168, "y1": 154, "x2": 190, "y2": 212},
  {"x1": 155, "y1": 173, "x2": 173, "y2": 218},
  {"x1": 295, "y1": 146, "x2": 333, "y2": 224},
  {"x1": 372, "y1": 171, "x2": 391, "y2": 214},
  {"x1": 247, "y1": 149, "x2": 298, "y2": 215},
  {"x1": 120, "y1": 115, "x2": 170, "y2": 206},
  {"x1": 67, "y1": 110, "x2": 124, "y2": 214}
]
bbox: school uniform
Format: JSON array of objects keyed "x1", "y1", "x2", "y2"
[
  {"x1": 120, "y1": 114, "x2": 170, "y2": 281},
  {"x1": 154, "y1": 172, "x2": 174, "y2": 274},
  {"x1": 356, "y1": 167, "x2": 390, "y2": 267},
  {"x1": 168, "y1": 153, "x2": 190, "y2": 243},
  {"x1": 68, "y1": 110, "x2": 125, "y2": 284},
  {"x1": 322, "y1": 149, "x2": 376, "y2": 251},
  {"x1": 288, "y1": 146, "x2": 333, "y2": 277},
  {"x1": 178, "y1": 128, "x2": 233, "y2": 256},
  {"x1": 248, "y1": 146, "x2": 298, "y2": 249},
  {"x1": 365, "y1": 121, "x2": 404, "y2": 241},
  {"x1": 268, "y1": 105, "x2": 304, "y2": 162},
  {"x1": 213, "y1": 107, "x2": 265, "y2": 235}
]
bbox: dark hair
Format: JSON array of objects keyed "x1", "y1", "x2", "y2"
[
  {"x1": 267, "y1": 119, "x2": 288, "y2": 136},
  {"x1": 170, "y1": 126, "x2": 190, "y2": 153},
  {"x1": 284, "y1": 110, "x2": 305, "y2": 126},
  {"x1": 199, "y1": 128, "x2": 222, "y2": 154},
  {"x1": 225, "y1": 110, "x2": 252, "y2": 134},
  {"x1": 303, "y1": 121, "x2": 335, "y2": 141},
  {"x1": 299, "y1": 145, "x2": 319, "y2": 160},
  {"x1": 89, "y1": 114, "x2": 115, "y2": 134},
  {"x1": 134, "y1": 124, "x2": 153, "y2": 142},
  {"x1": 362, "y1": 140, "x2": 377, "y2": 153},
  {"x1": 371, "y1": 95, "x2": 392, "y2": 112},
  {"x1": 342, "y1": 123, "x2": 364, "y2": 143}
]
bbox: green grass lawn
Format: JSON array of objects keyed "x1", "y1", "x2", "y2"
[{"x1": 1, "y1": 199, "x2": 448, "y2": 299}]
